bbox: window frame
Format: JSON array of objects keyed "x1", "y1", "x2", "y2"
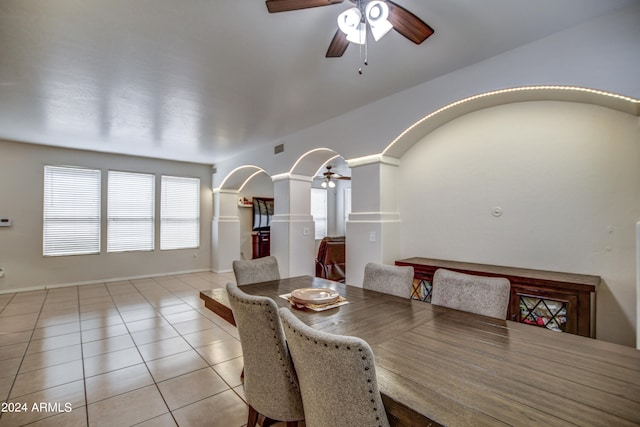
[
  {"x1": 43, "y1": 165, "x2": 102, "y2": 257},
  {"x1": 160, "y1": 175, "x2": 201, "y2": 250},
  {"x1": 107, "y1": 170, "x2": 156, "y2": 253}
]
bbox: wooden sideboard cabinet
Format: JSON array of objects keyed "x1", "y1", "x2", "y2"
[{"x1": 395, "y1": 257, "x2": 600, "y2": 338}]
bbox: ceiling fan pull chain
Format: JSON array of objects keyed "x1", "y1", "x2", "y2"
[
  {"x1": 357, "y1": 0, "x2": 366, "y2": 74},
  {"x1": 359, "y1": 6, "x2": 368, "y2": 74}
]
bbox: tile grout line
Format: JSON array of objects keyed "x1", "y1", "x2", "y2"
[
  {"x1": 76, "y1": 283, "x2": 91, "y2": 427},
  {"x1": 133, "y1": 275, "x2": 247, "y2": 422},
  {"x1": 170, "y1": 274, "x2": 249, "y2": 404},
  {"x1": 140, "y1": 275, "x2": 244, "y2": 420},
  {"x1": 1, "y1": 272, "x2": 244, "y2": 427},
  {"x1": 104, "y1": 280, "x2": 178, "y2": 427},
  {"x1": 0, "y1": 289, "x2": 80, "y2": 426},
  {"x1": 1, "y1": 288, "x2": 63, "y2": 426},
  {"x1": 110, "y1": 278, "x2": 183, "y2": 427}
]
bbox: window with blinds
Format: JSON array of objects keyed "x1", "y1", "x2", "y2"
[
  {"x1": 107, "y1": 171, "x2": 155, "y2": 252},
  {"x1": 43, "y1": 166, "x2": 101, "y2": 256},
  {"x1": 311, "y1": 188, "x2": 327, "y2": 240},
  {"x1": 160, "y1": 175, "x2": 200, "y2": 250}
]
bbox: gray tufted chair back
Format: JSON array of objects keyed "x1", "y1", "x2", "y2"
[
  {"x1": 232, "y1": 256, "x2": 280, "y2": 286},
  {"x1": 226, "y1": 283, "x2": 304, "y2": 425},
  {"x1": 363, "y1": 262, "x2": 414, "y2": 298},
  {"x1": 431, "y1": 268, "x2": 510, "y2": 319},
  {"x1": 279, "y1": 308, "x2": 390, "y2": 427}
]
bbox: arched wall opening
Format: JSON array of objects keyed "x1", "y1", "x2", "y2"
[
  {"x1": 238, "y1": 171, "x2": 274, "y2": 260},
  {"x1": 212, "y1": 165, "x2": 272, "y2": 271},
  {"x1": 290, "y1": 147, "x2": 341, "y2": 177},
  {"x1": 216, "y1": 165, "x2": 268, "y2": 192},
  {"x1": 394, "y1": 96, "x2": 639, "y2": 347},
  {"x1": 281, "y1": 148, "x2": 351, "y2": 278}
]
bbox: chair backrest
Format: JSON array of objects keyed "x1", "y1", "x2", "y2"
[
  {"x1": 279, "y1": 308, "x2": 390, "y2": 427},
  {"x1": 431, "y1": 268, "x2": 510, "y2": 319},
  {"x1": 226, "y1": 283, "x2": 304, "y2": 422},
  {"x1": 363, "y1": 262, "x2": 414, "y2": 298},
  {"x1": 315, "y1": 236, "x2": 346, "y2": 282},
  {"x1": 232, "y1": 256, "x2": 280, "y2": 286}
]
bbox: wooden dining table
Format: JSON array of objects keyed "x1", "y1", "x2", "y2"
[{"x1": 200, "y1": 276, "x2": 640, "y2": 426}]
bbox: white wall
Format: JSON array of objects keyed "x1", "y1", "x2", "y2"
[
  {"x1": 398, "y1": 101, "x2": 640, "y2": 347},
  {"x1": 0, "y1": 139, "x2": 213, "y2": 292},
  {"x1": 637, "y1": 222, "x2": 640, "y2": 349}
]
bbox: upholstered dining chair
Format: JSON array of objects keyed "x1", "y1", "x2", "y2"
[
  {"x1": 431, "y1": 268, "x2": 511, "y2": 319},
  {"x1": 279, "y1": 308, "x2": 390, "y2": 427},
  {"x1": 226, "y1": 283, "x2": 304, "y2": 427},
  {"x1": 232, "y1": 255, "x2": 280, "y2": 286},
  {"x1": 363, "y1": 262, "x2": 414, "y2": 298}
]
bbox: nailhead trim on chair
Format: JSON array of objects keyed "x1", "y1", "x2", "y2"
[
  {"x1": 229, "y1": 291, "x2": 300, "y2": 390},
  {"x1": 284, "y1": 322, "x2": 383, "y2": 427}
]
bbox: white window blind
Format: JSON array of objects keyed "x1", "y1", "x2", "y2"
[
  {"x1": 43, "y1": 166, "x2": 101, "y2": 256},
  {"x1": 161, "y1": 175, "x2": 200, "y2": 250},
  {"x1": 108, "y1": 171, "x2": 155, "y2": 253},
  {"x1": 311, "y1": 188, "x2": 327, "y2": 240},
  {"x1": 344, "y1": 187, "x2": 352, "y2": 227}
]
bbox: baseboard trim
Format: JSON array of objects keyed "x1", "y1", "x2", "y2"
[{"x1": 0, "y1": 269, "x2": 212, "y2": 295}]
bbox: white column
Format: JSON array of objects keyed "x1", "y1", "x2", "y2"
[
  {"x1": 271, "y1": 174, "x2": 315, "y2": 278},
  {"x1": 211, "y1": 189, "x2": 241, "y2": 273},
  {"x1": 346, "y1": 155, "x2": 403, "y2": 286}
]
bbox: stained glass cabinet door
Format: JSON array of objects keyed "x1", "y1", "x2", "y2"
[{"x1": 510, "y1": 289, "x2": 579, "y2": 335}]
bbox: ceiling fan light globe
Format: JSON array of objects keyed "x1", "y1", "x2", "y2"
[
  {"x1": 338, "y1": 8, "x2": 366, "y2": 45},
  {"x1": 328, "y1": 180, "x2": 336, "y2": 188},
  {"x1": 370, "y1": 20, "x2": 393, "y2": 41},
  {"x1": 366, "y1": 1, "x2": 389, "y2": 21},
  {"x1": 321, "y1": 181, "x2": 328, "y2": 188},
  {"x1": 337, "y1": 8, "x2": 360, "y2": 33},
  {"x1": 366, "y1": 1, "x2": 393, "y2": 41}
]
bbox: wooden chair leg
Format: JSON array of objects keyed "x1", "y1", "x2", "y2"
[{"x1": 247, "y1": 405, "x2": 259, "y2": 427}]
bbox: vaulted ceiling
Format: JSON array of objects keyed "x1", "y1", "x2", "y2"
[{"x1": 0, "y1": 0, "x2": 635, "y2": 164}]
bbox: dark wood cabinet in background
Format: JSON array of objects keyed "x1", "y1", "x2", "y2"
[
  {"x1": 252, "y1": 232, "x2": 270, "y2": 259},
  {"x1": 395, "y1": 257, "x2": 600, "y2": 337}
]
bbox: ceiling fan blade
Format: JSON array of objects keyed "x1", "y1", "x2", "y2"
[
  {"x1": 336, "y1": 176, "x2": 351, "y2": 180},
  {"x1": 266, "y1": 0, "x2": 344, "y2": 13},
  {"x1": 326, "y1": 29, "x2": 349, "y2": 57},
  {"x1": 386, "y1": 1, "x2": 434, "y2": 44}
]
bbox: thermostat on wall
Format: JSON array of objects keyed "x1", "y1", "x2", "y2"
[{"x1": 0, "y1": 218, "x2": 12, "y2": 227}]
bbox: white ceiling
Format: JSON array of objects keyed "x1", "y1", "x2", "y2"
[{"x1": 0, "y1": 0, "x2": 635, "y2": 164}]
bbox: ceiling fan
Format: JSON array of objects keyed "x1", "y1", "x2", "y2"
[
  {"x1": 315, "y1": 165, "x2": 351, "y2": 188},
  {"x1": 265, "y1": 0, "x2": 434, "y2": 58}
]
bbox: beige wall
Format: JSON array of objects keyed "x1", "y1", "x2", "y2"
[
  {"x1": 399, "y1": 101, "x2": 640, "y2": 347},
  {"x1": 0, "y1": 139, "x2": 213, "y2": 292}
]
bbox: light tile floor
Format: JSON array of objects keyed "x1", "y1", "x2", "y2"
[{"x1": 0, "y1": 271, "x2": 255, "y2": 427}]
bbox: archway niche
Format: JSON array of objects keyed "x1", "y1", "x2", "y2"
[
  {"x1": 212, "y1": 165, "x2": 269, "y2": 272},
  {"x1": 345, "y1": 86, "x2": 640, "y2": 306},
  {"x1": 384, "y1": 86, "x2": 639, "y2": 346}
]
